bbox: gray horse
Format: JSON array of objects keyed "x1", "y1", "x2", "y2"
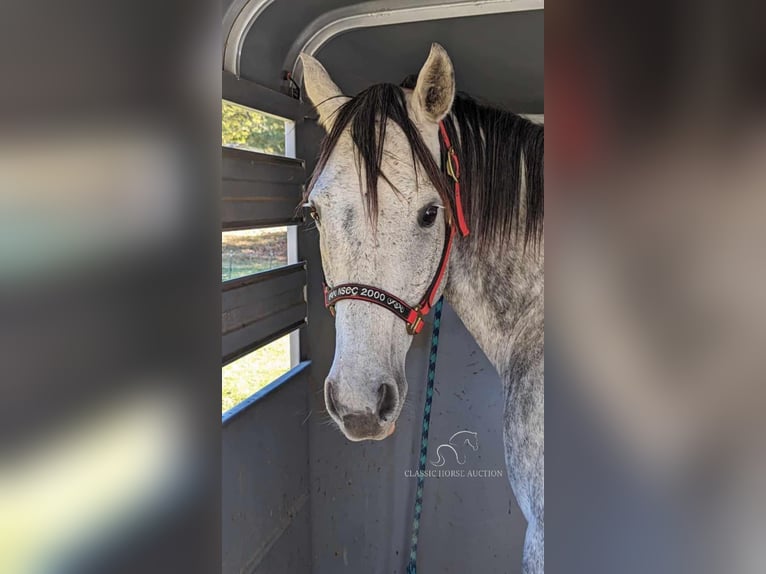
[{"x1": 301, "y1": 43, "x2": 544, "y2": 573}]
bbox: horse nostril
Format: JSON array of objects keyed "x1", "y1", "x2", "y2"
[
  {"x1": 377, "y1": 383, "x2": 397, "y2": 421},
  {"x1": 326, "y1": 381, "x2": 340, "y2": 418}
]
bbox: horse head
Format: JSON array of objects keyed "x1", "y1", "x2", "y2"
[{"x1": 301, "y1": 44, "x2": 456, "y2": 441}]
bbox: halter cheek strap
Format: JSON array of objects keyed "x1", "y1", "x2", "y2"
[
  {"x1": 439, "y1": 120, "x2": 470, "y2": 237},
  {"x1": 323, "y1": 120, "x2": 468, "y2": 335}
]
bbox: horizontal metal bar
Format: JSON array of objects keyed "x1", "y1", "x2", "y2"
[
  {"x1": 222, "y1": 263, "x2": 307, "y2": 364},
  {"x1": 223, "y1": 146, "x2": 305, "y2": 180},
  {"x1": 223, "y1": 71, "x2": 306, "y2": 121},
  {"x1": 222, "y1": 147, "x2": 306, "y2": 229},
  {"x1": 222, "y1": 260, "x2": 305, "y2": 290}
]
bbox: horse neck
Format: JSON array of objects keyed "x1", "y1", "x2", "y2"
[{"x1": 444, "y1": 231, "x2": 544, "y2": 379}]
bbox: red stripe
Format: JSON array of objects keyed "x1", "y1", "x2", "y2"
[
  {"x1": 425, "y1": 225, "x2": 456, "y2": 307},
  {"x1": 438, "y1": 121, "x2": 452, "y2": 148},
  {"x1": 453, "y1": 182, "x2": 469, "y2": 236}
]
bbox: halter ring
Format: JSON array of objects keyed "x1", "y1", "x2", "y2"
[{"x1": 445, "y1": 148, "x2": 458, "y2": 182}]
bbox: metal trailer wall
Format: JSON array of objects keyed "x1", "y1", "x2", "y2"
[
  {"x1": 222, "y1": 4, "x2": 543, "y2": 573},
  {"x1": 222, "y1": 364, "x2": 313, "y2": 574},
  {"x1": 221, "y1": 70, "x2": 314, "y2": 574}
]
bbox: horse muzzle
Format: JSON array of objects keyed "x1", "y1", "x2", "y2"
[{"x1": 325, "y1": 380, "x2": 399, "y2": 441}]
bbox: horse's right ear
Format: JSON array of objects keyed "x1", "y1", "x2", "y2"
[{"x1": 299, "y1": 53, "x2": 350, "y2": 131}]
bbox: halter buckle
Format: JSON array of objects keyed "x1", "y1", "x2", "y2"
[
  {"x1": 445, "y1": 148, "x2": 458, "y2": 182},
  {"x1": 407, "y1": 307, "x2": 424, "y2": 335},
  {"x1": 323, "y1": 283, "x2": 336, "y2": 317}
]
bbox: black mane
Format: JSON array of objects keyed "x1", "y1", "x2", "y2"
[
  {"x1": 307, "y1": 81, "x2": 544, "y2": 253},
  {"x1": 441, "y1": 92, "x2": 544, "y2": 251}
]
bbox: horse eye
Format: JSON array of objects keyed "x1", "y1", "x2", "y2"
[{"x1": 419, "y1": 205, "x2": 439, "y2": 228}]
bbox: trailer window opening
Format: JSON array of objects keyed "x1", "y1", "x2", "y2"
[
  {"x1": 221, "y1": 99, "x2": 300, "y2": 414},
  {"x1": 220, "y1": 226, "x2": 300, "y2": 408},
  {"x1": 222, "y1": 332, "x2": 295, "y2": 413},
  {"x1": 222, "y1": 227, "x2": 289, "y2": 281},
  {"x1": 222, "y1": 100, "x2": 292, "y2": 156}
]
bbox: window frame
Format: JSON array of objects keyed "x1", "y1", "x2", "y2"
[{"x1": 220, "y1": 98, "x2": 305, "y2": 413}]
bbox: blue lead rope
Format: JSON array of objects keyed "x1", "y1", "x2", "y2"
[{"x1": 406, "y1": 296, "x2": 444, "y2": 574}]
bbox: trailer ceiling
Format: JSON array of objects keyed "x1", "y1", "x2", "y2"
[{"x1": 225, "y1": 0, "x2": 543, "y2": 114}]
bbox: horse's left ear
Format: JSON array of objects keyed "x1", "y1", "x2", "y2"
[{"x1": 412, "y1": 43, "x2": 455, "y2": 123}]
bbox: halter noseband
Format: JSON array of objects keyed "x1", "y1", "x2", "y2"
[{"x1": 323, "y1": 120, "x2": 469, "y2": 335}]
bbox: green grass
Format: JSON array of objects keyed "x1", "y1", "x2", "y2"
[
  {"x1": 222, "y1": 228, "x2": 287, "y2": 282},
  {"x1": 222, "y1": 334, "x2": 292, "y2": 413}
]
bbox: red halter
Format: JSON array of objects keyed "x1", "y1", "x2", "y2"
[{"x1": 323, "y1": 120, "x2": 469, "y2": 334}]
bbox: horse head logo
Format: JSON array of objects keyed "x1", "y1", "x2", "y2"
[{"x1": 431, "y1": 430, "x2": 479, "y2": 467}]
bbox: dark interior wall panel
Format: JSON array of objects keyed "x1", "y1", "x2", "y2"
[
  {"x1": 239, "y1": 7, "x2": 543, "y2": 113},
  {"x1": 314, "y1": 10, "x2": 544, "y2": 113},
  {"x1": 222, "y1": 262, "x2": 307, "y2": 364},
  {"x1": 405, "y1": 305, "x2": 526, "y2": 574},
  {"x1": 222, "y1": 367, "x2": 313, "y2": 574},
  {"x1": 222, "y1": 147, "x2": 305, "y2": 229},
  {"x1": 248, "y1": 506, "x2": 312, "y2": 574},
  {"x1": 239, "y1": 0, "x2": 357, "y2": 91}
]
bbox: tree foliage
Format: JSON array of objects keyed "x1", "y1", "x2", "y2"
[{"x1": 222, "y1": 100, "x2": 285, "y2": 155}]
